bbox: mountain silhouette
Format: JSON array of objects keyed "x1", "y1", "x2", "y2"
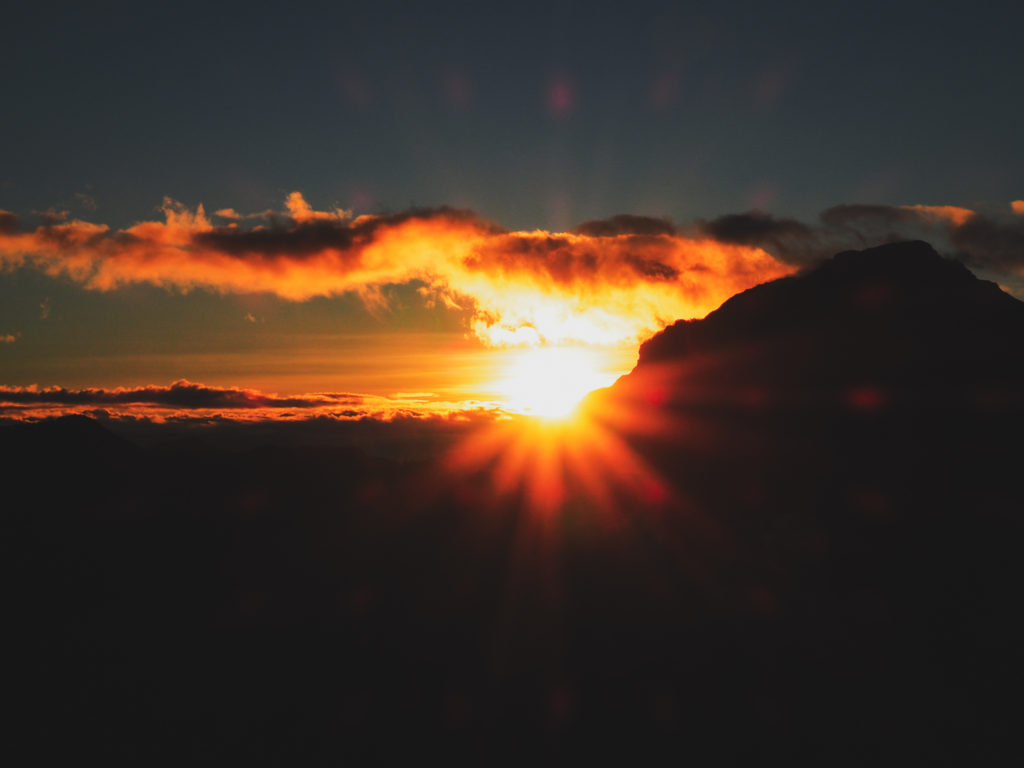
[
  {"x1": 592, "y1": 240, "x2": 1023, "y2": 595},
  {"x1": 609, "y1": 239, "x2": 1024, "y2": 406}
]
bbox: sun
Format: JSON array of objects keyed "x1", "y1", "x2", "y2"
[
  {"x1": 496, "y1": 346, "x2": 619, "y2": 419},
  {"x1": 448, "y1": 343, "x2": 673, "y2": 519}
]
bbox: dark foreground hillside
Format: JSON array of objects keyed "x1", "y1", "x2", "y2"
[{"x1": 6, "y1": 242, "x2": 1024, "y2": 764}]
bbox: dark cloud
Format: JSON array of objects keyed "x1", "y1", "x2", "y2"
[
  {"x1": 695, "y1": 211, "x2": 824, "y2": 265},
  {"x1": 466, "y1": 234, "x2": 597, "y2": 284},
  {"x1": 195, "y1": 219, "x2": 369, "y2": 259},
  {"x1": 73, "y1": 191, "x2": 98, "y2": 211},
  {"x1": 39, "y1": 209, "x2": 71, "y2": 225},
  {"x1": 950, "y1": 214, "x2": 1024, "y2": 273},
  {"x1": 697, "y1": 211, "x2": 813, "y2": 244},
  {"x1": 0, "y1": 380, "x2": 366, "y2": 409},
  {"x1": 572, "y1": 214, "x2": 678, "y2": 237},
  {"x1": 623, "y1": 254, "x2": 680, "y2": 280},
  {"x1": 817, "y1": 204, "x2": 1024, "y2": 280},
  {"x1": 464, "y1": 232, "x2": 688, "y2": 287},
  {"x1": 195, "y1": 206, "x2": 490, "y2": 258},
  {"x1": 693, "y1": 203, "x2": 1024, "y2": 284},
  {"x1": 818, "y1": 204, "x2": 923, "y2": 230},
  {"x1": 0, "y1": 210, "x2": 19, "y2": 234}
]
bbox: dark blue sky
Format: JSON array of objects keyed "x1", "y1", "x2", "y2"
[{"x1": 4, "y1": 0, "x2": 1022, "y2": 229}]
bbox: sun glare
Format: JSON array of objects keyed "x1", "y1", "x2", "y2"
[
  {"x1": 448, "y1": 343, "x2": 674, "y2": 519},
  {"x1": 497, "y1": 346, "x2": 620, "y2": 419}
]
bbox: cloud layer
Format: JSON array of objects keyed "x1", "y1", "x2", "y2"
[
  {"x1": 0, "y1": 196, "x2": 790, "y2": 347},
  {"x1": 4, "y1": 195, "x2": 1022, "y2": 348},
  {"x1": 0, "y1": 380, "x2": 499, "y2": 423}
]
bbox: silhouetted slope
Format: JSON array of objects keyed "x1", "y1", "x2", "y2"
[
  {"x1": 622, "y1": 240, "x2": 1024, "y2": 403},
  {"x1": 0, "y1": 413, "x2": 136, "y2": 460}
]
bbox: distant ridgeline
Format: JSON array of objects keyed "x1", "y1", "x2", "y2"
[{"x1": 6, "y1": 241, "x2": 1024, "y2": 763}]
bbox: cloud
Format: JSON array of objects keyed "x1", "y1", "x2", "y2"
[
  {"x1": 695, "y1": 211, "x2": 822, "y2": 265},
  {"x1": 73, "y1": 191, "x2": 98, "y2": 211},
  {"x1": 900, "y1": 204, "x2": 975, "y2": 227},
  {"x1": 572, "y1": 215, "x2": 677, "y2": 237},
  {"x1": 821, "y1": 203, "x2": 1024, "y2": 277},
  {"x1": 6, "y1": 193, "x2": 1019, "y2": 343},
  {"x1": 0, "y1": 194, "x2": 791, "y2": 347},
  {"x1": 1012, "y1": 201, "x2": 1024, "y2": 216},
  {"x1": 38, "y1": 209, "x2": 70, "y2": 225},
  {"x1": 0, "y1": 379, "x2": 502, "y2": 424},
  {"x1": 949, "y1": 213, "x2": 1024, "y2": 275},
  {"x1": 1, "y1": 333, "x2": 16, "y2": 343},
  {"x1": 819, "y1": 203, "x2": 975, "y2": 237},
  {"x1": 0, "y1": 210, "x2": 19, "y2": 235},
  {"x1": 695, "y1": 202, "x2": 1024, "y2": 285},
  {"x1": 0, "y1": 379, "x2": 364, "y2": 408}
]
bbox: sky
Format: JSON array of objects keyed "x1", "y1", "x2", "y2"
[{"x1": 2, "y1": 0, "x2": 1023, "y2": 423}]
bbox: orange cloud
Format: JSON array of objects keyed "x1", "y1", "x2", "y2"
[
  {"x1": 0, "y1": 194, "x2": 792, "y2": 347},
  {"x1": 1012, "y1": 200, "x2": 1024, "y2": 216},
  {"x1": 901, "y1": 204, "x2": 976, "y2": 226}
]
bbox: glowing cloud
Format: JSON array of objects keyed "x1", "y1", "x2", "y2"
[
  {"x1": 0, "y1": 194, "x2": 791, "y2": 348},
  {"x1": 901, "y1": 204, "x2": 976, "y2": 227}
]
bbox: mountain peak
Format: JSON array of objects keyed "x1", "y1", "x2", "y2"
[
  {"x1": 620, "y1": 241, "x2": 1024, "y2": 404},
  {"x1": 816, "y1": 240, "x2": 977, "y2": 293}
]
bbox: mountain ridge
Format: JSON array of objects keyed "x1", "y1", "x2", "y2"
[{"x1": 607, "y1": 240, "x2": 1024, "y2": 408}]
